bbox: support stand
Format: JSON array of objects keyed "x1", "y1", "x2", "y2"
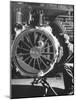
[{"x1": 31, "y1": 77, "x2": 58, "y2": 96}]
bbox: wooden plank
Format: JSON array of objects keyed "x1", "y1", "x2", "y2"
[{"x1": 11, "y1": 73, "x2": 65, "y2": 89}]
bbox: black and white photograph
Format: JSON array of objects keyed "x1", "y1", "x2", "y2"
[{"x1": 10, "y1": 1, "x2": 74, "y2": 99}]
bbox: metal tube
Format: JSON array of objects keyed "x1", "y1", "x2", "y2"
[
  {"x1": 16, "y1": 8, "x2": 22, "y2": 25},
  {"x1": 39, "y1": 10, "x2": 43, "y2": 26}
]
